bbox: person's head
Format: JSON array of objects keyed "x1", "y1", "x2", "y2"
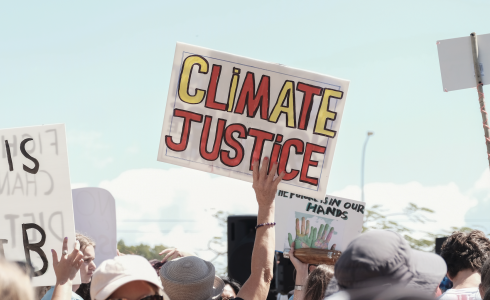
[
  {"x1": 90, "y1": 255, "x2": 168, "y2": 300},
  {"x1": 159, "y1": 256, "x2": 225, "y2": 300},
  {"x1": 440, "y1": 230, "x2": 490, "y2": 281},
  {"x1": 0, "y1": 258, "x2": 34, "y2": 300},
  {"x1": 76, "y1": 232, "x2": 97, "y2": 284},
  {"x1": 221, "y1": 277, "x2": 241, "y2": 300},
  {"x1": 479, "y1": 257, "x2": 490, "y2": 300},
  {"x1": 335, "y1": 230, "x2": 446, "y2": 295},
  {"x1": 304, "y1": 264, "x2": 334, "y2": 300}
]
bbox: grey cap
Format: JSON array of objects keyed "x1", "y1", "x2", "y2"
[{"x1": 334, "y1": 230, "x2": 446, "y2": 294}]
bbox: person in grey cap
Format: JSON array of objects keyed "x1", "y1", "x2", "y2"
[
  {"x1": 324, "y1": 230, "x2": 447, "y2": 299},
  {"x1": 159, "y1": 256, "x2": 225, "y2": 300}
]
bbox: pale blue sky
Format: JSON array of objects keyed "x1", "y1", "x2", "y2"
[{"x1": 2, "y1": 1, "x2": 490, "y2": 245}]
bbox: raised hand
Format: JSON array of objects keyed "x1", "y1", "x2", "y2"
[
  {"x1": 288, "y1": 217, "x2": 314, "y2": 249},
  {"x1": 312, "y1": 224, "x2": 336, "y2": 250},
  {"x1": 51, "y1": 237, "x2": 84, "y2": 284},
  {"x1": 252, "y1": 156, "x2": 285, "y2": 208}
]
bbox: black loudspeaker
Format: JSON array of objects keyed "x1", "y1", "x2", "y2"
[
  {"x1": 227, "y1": 215, "x2": 258, "y2": 286},
  {"x1": 227, "y1": 215, "x2": 295, "y2": 297},
  {"x1": 435, "y1": 237, "x2": 448, "y2": 255},
  {"x1": 275, "y1": 252, "x2": 296, "y2": 295}
]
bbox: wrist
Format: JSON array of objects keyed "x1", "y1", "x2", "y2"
[{"x1": 56, "y1": 278, "x2": 73, "y2": 286}]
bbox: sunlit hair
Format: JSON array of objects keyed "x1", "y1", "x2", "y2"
[
  {"x1": 0, "y1": 258, "x2": 34, "y2": 300},
  {"x1": 304, "y1": 264, "x2": 334, "y2": 300},
  {"x1": 76, "y1": 232, "x2": 96, "y2": 251},
  {"x1": 440, "y1": 230, "x2": 490, "y2": 278}
]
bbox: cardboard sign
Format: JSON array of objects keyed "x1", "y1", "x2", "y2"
[
  {"x1": 274, "y1": 190, "x2": 364, "y2": 253},
  {"x1": 437, "y1": 33, "x2": 490, "y2": 92},
  {"x1": 72, "y1": 187, "x2": 117, "y2": 267},
  {"x1": 0, "y1": 124, "x2": 79, "y2": 286},
  {"x1": 158, "y1": 43, "x2": 349, "y2": 198}
]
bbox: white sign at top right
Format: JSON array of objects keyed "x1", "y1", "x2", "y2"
[{"x1": 437, "y1": 33, "x2": 490, "y2": 92}]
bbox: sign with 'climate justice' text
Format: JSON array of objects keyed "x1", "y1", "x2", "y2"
[
  {"x1": 158, "y1": 43, "x2": 349, "y2": 198},
  {"x1": 0, "y1": 124, "x2": 79, "y2": 286}
]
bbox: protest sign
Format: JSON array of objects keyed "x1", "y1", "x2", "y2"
[
  {"x1": 158, "y1": 43, "x2": 349, "y2": 198},
  {"x1": 0, "y1": 124, "x2": 79, "y2": 286},
  {"x1": 72, "y1": 187, "x2": 117, "y2": 266},
  {"x1": 437, "y1": 33, "x2": 490, "y2": 92},
  {"x1": 274, "y1": 190, "x2": 364, "y2": 253}
]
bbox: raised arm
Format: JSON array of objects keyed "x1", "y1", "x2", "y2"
[
  {"x1": 51, "y1": 237, "x2": 84, "y2": 300},
  {"x1": 238, "y1": 157, "x2": 284, "y2": 300}
]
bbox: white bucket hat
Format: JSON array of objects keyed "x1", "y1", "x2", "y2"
[
  {"x1": 90, "y1": 255, "x2": 165, "y2": 300},
  {"x1": 159, "y1": 256, "x2": 225, "y2": 300}
]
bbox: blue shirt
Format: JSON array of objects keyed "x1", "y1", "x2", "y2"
[{"x1": 41, "y1": 286, "x2": 84, "y2": 300}]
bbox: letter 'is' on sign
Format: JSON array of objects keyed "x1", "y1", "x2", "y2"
[
  {"x1": 0, "y1": 124, "x2": 79, "y2": 286},
  {"x1": 158, "y1": 43, "x2": 349, "y2": 198}
]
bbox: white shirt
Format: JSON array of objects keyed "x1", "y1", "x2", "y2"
[{"x1": 439, "y1": 287, "x2": 482, "y2": 300}]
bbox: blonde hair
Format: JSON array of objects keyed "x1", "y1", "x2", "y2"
[
  {"x1": 76, "y1": 232, "x2": 96, "y2": 251},
  {"x1": 0, "y1": 259, "x2": 34, "y2": 300}
]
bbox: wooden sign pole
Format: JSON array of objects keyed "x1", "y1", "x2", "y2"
[{"x1": 470, "y1": 32, "x2": 490, "y2": 168}]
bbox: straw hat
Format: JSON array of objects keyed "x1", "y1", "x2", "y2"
[{"x1": 159, "y1": 256, "x2": 225, "y2": 300}]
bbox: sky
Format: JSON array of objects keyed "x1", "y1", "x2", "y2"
[{"x1": 1, "y1": 0, "x2": 490, "y2": 263}]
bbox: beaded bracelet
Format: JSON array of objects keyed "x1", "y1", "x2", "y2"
[{"x1": 255, "y1": 222, "x2": 276, "y2": 230}]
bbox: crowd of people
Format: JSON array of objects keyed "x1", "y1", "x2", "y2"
[{"x1": 1, "y1": 157, "x2": 490, "y2": 300}]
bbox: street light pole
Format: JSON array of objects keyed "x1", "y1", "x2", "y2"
[{"x1": 361, "y1": 132, "x2": 374, "y2": 203}]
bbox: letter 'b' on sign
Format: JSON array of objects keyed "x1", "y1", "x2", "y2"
[{"x1": 22, "y1": 223, "x2": 48, "y2": 277}]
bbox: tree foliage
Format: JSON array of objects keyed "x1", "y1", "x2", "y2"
[
  {"x1": 117, "y1": 240, "x2": 168, "y2": 260},
  {"x1": 363, "y1": 203, "x2": 482, "y2": 251}
]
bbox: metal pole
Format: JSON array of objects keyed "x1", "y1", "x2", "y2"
[
  {"x1": 470, "y1": 32, "x2": 490, "y2": 168},
  {"x1": 361, "y1": 132, "x2": 373, "y2": 202}
]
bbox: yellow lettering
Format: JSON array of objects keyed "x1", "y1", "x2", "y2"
[
  {"x1": 314, "y1": 88, "x2": 343, "y2": 137},
  {"x1": 178, "y1": 55, "x2": 209, "y2": 104},
  {"x1": 227, "y1": 68, "x2": 240, "y2": 111},
  {"x1": 269, "y1": 81, "x2": 296, "y2": 128}
]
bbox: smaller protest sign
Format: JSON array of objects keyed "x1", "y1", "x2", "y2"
[
  {"x1": 437, "y1": 33, "x2": 490, "y2": 92},
  {"x1": 0, "y1": 124, "x2": 79, "y2": 286},
  {"x1": 274, "y1": 190, "x2": 364, "y2": 254},
  {"x1": 72, "y1": 187, "x2": 117, "y2": 266}
]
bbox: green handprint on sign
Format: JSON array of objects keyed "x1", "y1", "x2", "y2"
[
  {"x1": 288, "y1": 217, "x2": 336, "y2": 250},
  {"x1": 288, "y1": 217, "x2": 312, "y2": 248}
]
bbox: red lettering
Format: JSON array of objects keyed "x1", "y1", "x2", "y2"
[
  {"x1": 204, "y1": 65, "x2": 226, "y2": 111},
  {"x1": 165, "y1": 109, "x2": 203, "y2": 152},
  {"x1": 278, "y1": 139, "x2": 304, "y2": 180},
  {"x1": 234, "y1": 72, "x2": 270, "y2": 120},
  {"x1": 300, "y1": 143, "x2": 326, "y2": 186},
  {"x1": 200, "y1": 116, "x2": 226, "y2": 161},
  {"x1": 220, "y1": 124, "x2": 247, "y2": 167},
  {"x1": 248, "y1": 128, "x2": 274, "y2": 170},
  {"x1": 297, "y1": 83, "x2": 322, "y2": 130}
]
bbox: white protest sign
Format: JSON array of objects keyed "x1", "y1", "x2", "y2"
[
  {"x1": 72, "y1": 187, "x2": 117, "y2": 267},
  {"x1": 158, "y1": 43, "x2": 349, "y2": 199},
  {"x1": 0, "y1": 124, "x2": 79, "y2": 286},
  {"x1": 437, "y1": 33, "x2": 490, "y2": 92},
  {"x1": 274, "y1": 190, "x2": 364, "y2": 253}
]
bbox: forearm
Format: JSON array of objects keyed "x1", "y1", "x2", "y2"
[
  {"x1": 238, "y1": 203, "x2": 275, "y2": 300},
  {"x1": 52, "y1": 280, "x2": 73, "y2": 300},
  {"x1": 251, "y1": 203, "x2": 275, "y2": 276},
  {"x1": 293, "y1": 267, "x2": 308, "y2": 300}
]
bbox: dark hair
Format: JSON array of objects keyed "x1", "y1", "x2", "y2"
[
  {"x1": 440, "y1": 230, "x2": 490, "y2": 278},
  {"x1": 75, "y1": 282, "x2": 91, "y2": 300},
  {"x1": 221, "y1": 277, "x2": 242, "y2": 295},
  {"x1": 304, "y1": 265, "x2": 334, "y2": 300},
  {"x1": 149, "y1": 259, "x2": 165, "y2": 275}
]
